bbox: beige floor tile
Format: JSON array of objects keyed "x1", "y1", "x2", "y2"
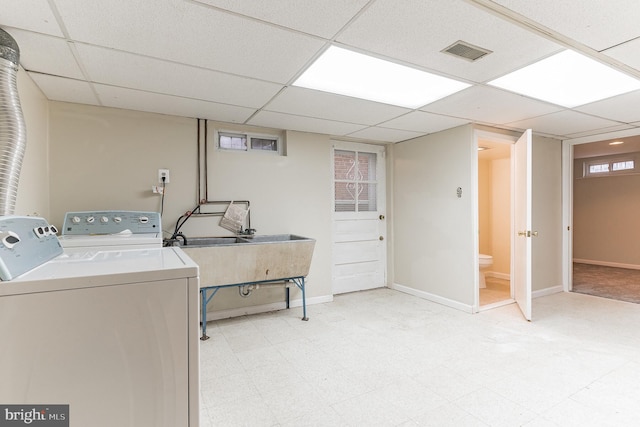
[{"x1": 198, "y1": 288, "x2": 640, "y2": 426}]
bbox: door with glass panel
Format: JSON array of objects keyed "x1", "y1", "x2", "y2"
[{"x1": 332, "y1": 141, "x2": 386, "y2": 294}]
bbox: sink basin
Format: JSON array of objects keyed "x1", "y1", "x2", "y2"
[
  {"x1": 184, "y1": 236, "x2": 245, "y2": 247},
  {"x1": 237, "y1": 234, "x2": 308, "y2": 243},
  {"x1": 181, "y1": 234, "x2": 315, "y2": 286}
]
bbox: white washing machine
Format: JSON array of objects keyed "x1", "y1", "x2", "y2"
[
  {"x1": 58, "y1": 210, "x2": 162, "y2": 249},
  {"x1": 0, "y1": 216, "x2": 200, "y2": 427}
]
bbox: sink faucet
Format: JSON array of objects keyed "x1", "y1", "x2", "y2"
[
  {"x1": 163, "y1": 232, "x2": 187, "y2": 247},
  {"x1": 239, "y1": 228, "x2": 256, "y2": 236}
]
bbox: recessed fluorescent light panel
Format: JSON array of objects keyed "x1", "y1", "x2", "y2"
[
  {"x1": 293, "y1": 46, "x2": 470, "y2": 109},
  {"x1": 488, "y1": 50, "x2": 640, "y2": 108}
]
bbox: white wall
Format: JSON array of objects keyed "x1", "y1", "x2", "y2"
[
  {"x1": 478, "y1": 157, "x2": 510, "y2": 276},
  {"x1": 572, "y1": 154, "x2": 640, "y2": 267},
  {"x1": 478, "y1": 159, "x2": 491, "y2": 255},
  {"x1": 48, "y1": 102, "x2": 198, "y2": 228},
  {"x1": 15, "y1": 67, "x2": 50, "y2": 217},
  {"x1": 393, "y1": 125, "x2": 476, "y2": 309},
  {"x1": 491, "y1": 158, "x2": 511, "y2": 276},
  {"x1": 393, "y1": 126, "x2": 563, "y2": 312},
  {"x1": 48, "y1": 103, "x2": 333, "y2": 314}
]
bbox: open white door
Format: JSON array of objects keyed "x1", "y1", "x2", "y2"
[{"x1": 514, "y1": 129, "x2": 533, "y2": 320}]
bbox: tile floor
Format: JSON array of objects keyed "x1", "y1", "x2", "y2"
[
  {"x1": 199, "y1": 288, "x2": 640, "y2": 426},
  {"x1": 479, "y1": 277, "x2": 511, "y2": 307}
]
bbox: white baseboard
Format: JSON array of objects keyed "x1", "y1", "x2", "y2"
[
  {"x1": 391, "y1": 283, "x2": 474, "y2": 313},
  {"x1": 532, "y1": 285, "x2": 563, "y2": 299},
  {"x1": 573, "y1": 259, "x2": 640, "y2": 270},
  {"x1": 204, "y1": 294, "x2": 333, "y2": 321},
  {"x1": 485, "y1": 271, "x2": 510, "y2": 280}
]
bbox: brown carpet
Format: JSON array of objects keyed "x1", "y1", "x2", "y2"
[{"x1": 572, "y1": 263, "x2": 640, "y2": 304}]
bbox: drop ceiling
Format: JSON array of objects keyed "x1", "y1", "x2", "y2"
[{"x1": 3, "y1": 0, "x2": 640, "y2": 143}]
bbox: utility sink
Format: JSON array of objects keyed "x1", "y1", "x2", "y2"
[
  {"x1": 184, "y1": 236, "x2": 246, "y2": 247},
  {"x1": 235, "y1": 234, "x2": 310, "y2": 243},
  {"x1": 180, "y1": 234, "x2": 315, "y2": 286}
]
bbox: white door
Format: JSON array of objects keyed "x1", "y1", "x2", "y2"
[
  {"x1": 332, "y1": 141, "x2": 386, "y2": 294},
  {"x1": 514, "y1": 129, "x2": 533, "y2": 320}
]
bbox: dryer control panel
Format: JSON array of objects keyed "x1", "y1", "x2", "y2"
[
  {"x1": 62, "y1": 211, "x2": 161, "y2": 235},
  {"x1": 0, "y1": 216, "x2": 63, "y2": 281}
]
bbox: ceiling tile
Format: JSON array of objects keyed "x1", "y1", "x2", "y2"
[
  {"x1": 575, "y1": 90, "x2": 640, "y2": 124},
  {"x1": 54, "y1": 0, "x2": 324, "y2": 83},
  {"x1": 337, "y1": 0, "x2": 562, "y2": 83},
  {"x1": 490, "y1": 0, "x2": 640, "y2": 51},
  {"x1": 347, "y1": 126, "x2": 424, "y2": 143},
  {"x1": 93, "y1": 84, "x2": 256, "y2": 122},
  {"x1": 563, "y1": 124, "x2": 636, "y2": 140},
  {"x1": 248, "y1": 111, "x2": 366, "y2": 136},
  {"x1": 0, "y1": 1, "x2": 63, "y2": 37},
  {"x1": 28, "y1": 73, "x2": 99, "y2": 105},
  {"x1": 505, "y1": 110, "x2": 623, "y2": 138},
  {"x1": 422, "y1": 85, "x2": 562, "y2": 125},
  {"x1": 379, "y1": 111, "x2": 469, "y2": 134},
  {"x1": 265, "y1": 87, "x2": 410, "y2": 126},
  {"x1": 603, "y1": 38, "x2": 640, "y2": 72},
  {"x1": 75, "y1": 44, "x2": 282, "y2": 108},
  {"x1": 8, "y1": 29, "x2": 84, "y2": 79},
  {"x1": 190, "y1": 0, "x2": 370, "y2": 38}
]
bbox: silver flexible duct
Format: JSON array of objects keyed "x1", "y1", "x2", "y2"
[{"x1": 0, "y1": 28, "x2": 26, "y2": 215}]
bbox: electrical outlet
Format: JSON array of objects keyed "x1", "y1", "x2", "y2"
[{"x1": 158, "y1": 169, "x2": 170, "y2": 183}]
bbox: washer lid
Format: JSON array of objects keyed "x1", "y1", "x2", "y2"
[{"x1": 1, "y1": 247, "x2": 198, "y2": 296}]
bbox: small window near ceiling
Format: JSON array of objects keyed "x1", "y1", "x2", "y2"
[
  {"x1": 219, "y1": 132, "x2": 247, "y2": 151},
  {"x1": 612, "y1": 160, "x2": 634, "y2": 171},
  {"x1": 584, "y1": 156, "x2": 636, "y2": 177},
  {"x1": 216, "y1": 130, "x2": 282, "y2": 155},
  {"x1": 588, "y1": 163, "x2": 609, "y2": 174},
  {"x1": 251, "y1": 137, "x2": 278, "y2": 152}
]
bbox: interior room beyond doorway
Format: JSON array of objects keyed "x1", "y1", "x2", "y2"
[{"x1": 478, "y1": 137, "x2": 513, "y2": 309}]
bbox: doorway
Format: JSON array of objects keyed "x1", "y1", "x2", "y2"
[
  {"x1": 331, "y1": 141, "x2": 387, "y2": 295},
  {"x1": 476, "y1": 134, "x2": 515, "y2": 309},
  {"x1": 564, "y1": 135, "x2": 640, "y2": 303}
]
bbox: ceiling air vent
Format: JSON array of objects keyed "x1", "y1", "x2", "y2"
[{"x1": 441, "y1": 41, "x2": 492, "y2": 62}]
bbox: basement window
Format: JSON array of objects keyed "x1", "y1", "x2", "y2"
[
  {"x1": 218, "y1": 132, "x2": 247, "y2": 150},
  {"x1": 217, "y1": 131, "x2": 281, "y2": 154},
  {"x1": 584, "y1": 156, "x2": 636, "y2": 177}
]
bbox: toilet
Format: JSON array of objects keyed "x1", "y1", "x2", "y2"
[{"x1": 479, "y1": 254, "x2": 493, "y2": 288}]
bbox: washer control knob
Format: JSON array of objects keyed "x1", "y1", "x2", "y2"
[
  {"x1": 72, "y1": 216, "x2": 81, "y2": 224},
  {"x1": 86, "y1": 216, "x2": 95, "y2": 223},
  {"x1": 100, "y1": 216, "x2": 109, "y2": 223},
  {"x1": 49, "y1": 225, "x2": 59, "y2": 235},
  {"x1": 1, "y1": 231, "x2": 20, "y2": 249},
  {"x1": 139, "y1": 216, "x2": 149, "y2": 224},
  {"x1": 113, "y1": 217, "x2": 122, "y2": 223}
]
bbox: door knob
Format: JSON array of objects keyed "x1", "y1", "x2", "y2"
[
  {"x1": 518, "y1": 231, "x2": 527, "y2": 237},
  {"x1": 379, "y1": 236, "x2": 384, "y2": 241},
  {"x1": 379, "y1": 215, "x2": 385, "y2": 220}
]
